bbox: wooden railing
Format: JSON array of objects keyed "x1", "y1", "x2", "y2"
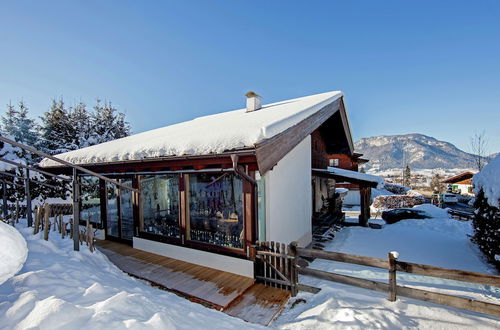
[
  {"x1": 253, "y1": 241, "x2": 500, "y2": 317},
  {"x1": 294, "y1": 245, "x2": 500, "y2": 317}
]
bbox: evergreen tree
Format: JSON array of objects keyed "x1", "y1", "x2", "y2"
[
  {"x1": 472, "y1": 190, "x2": 500, "y2": 271},
  {"x1": 91, "y1": 99, "x2": 131, "y2": 144},
  {"x1": 68, "y1": 101, "x2": 92, "y2": 149},
  {"x1": 1, "y1": 101, "x2": 39, "y2": 163},
  {"x1": 403, "y1": 165, "x2": 411, "y2": 187},
  {"x1": 40, "y1": 98, "x2": 73, "y2": 154}
]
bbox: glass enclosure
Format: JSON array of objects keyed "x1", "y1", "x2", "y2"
[
  {"x1": 120, "y1": 179, "x2": 134, "y2": 240},
  {"x1": 188, "y1": 173, "x2": 244, "y2": 248},
  {"x1": 106, "y1": 182, "x2": 119, "y2": 237},
  {"x1": 80, "y1": 176, "x2": 101, "y2": 226},
  {"x1": 141, "y1": 174, "x2": 180, "y2": 238}
]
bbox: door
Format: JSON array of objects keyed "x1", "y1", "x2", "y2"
[{"x1": 106, "y1": 179, "x2": 135, "y2": 242}]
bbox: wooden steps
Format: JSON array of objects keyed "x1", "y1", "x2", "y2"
[
  {"x1": 96, "y1": 240, "x2": 254, "y2": 310},
  {"x1": 223, "y1": 283, "x2": 291, "y2": 326}
]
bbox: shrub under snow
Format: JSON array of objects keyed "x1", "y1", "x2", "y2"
[{"x1": 472, "y1": 156, "x2": 500, "y2": 271}]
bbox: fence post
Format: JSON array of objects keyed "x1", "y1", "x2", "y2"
[
  {"x1": 2, "y1": 179, "x2": 7, "y2": 220},
  {"x1": 43, "y1": 204, "x2": 51, "y2": 241},
  {"x1": 72, "y1": 168, "x2": 80, "y2": 251},
  {"x1": 388, "y1": 251, "x2": 398, "y2": 302},
  {"x1": 25, "y1": 169, "x2": 33, "y2": 227},
  {"x1": 290, "y1": 241, "x2": 299, "y2": 297}
]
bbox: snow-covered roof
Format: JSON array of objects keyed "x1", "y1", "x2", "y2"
[
  {"x1": 473, "y1": 154, "x2": 500, "y2": 208},
  {"x1": 40, "y1": 91, "x2": 343, "y2": 168},
  {"x1": 327, "y1": 166, "x2": 385, "y2": 188}
]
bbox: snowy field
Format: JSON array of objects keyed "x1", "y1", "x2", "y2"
[
  {"x1": 0, "y1": 220, "x2": 262, "y2": 330},
  {"x1": 1, "y1": 205, "x2": 499, "y2": 329},
  {"x1": 275, "y1": 205, "x2": 500, "y2": 329}
]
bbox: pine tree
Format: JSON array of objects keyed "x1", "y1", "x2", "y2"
[
  {"x1": 68, "y1": 101, "x2": 92, "y2": 149},
  {"x1": 91, "y1": 99, "x2": 131, "y2": 144},
  {"x1": 403, "y1": 165, "x2": 411, "y2": 187},
  {"x1": 472, "y1": 190, "x2": 500, "y2": 271},
  {"x1": 1, "y1": 101, "x2": 39, "y2": 163},
  {"x1": 40, "y1": 98, "x2": 73, "y2": 155}
]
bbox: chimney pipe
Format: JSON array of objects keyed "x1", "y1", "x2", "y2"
[{"x1": 245, "y1": 91, "x2": 262, "y2": 112}]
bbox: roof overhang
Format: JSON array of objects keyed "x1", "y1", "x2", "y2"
[
  {"x1": 255, "y1": 96, "x2": 353, "y2": 174},
  {"x1": 312, "y1": 168, "x2": 378, "y2": 188}
]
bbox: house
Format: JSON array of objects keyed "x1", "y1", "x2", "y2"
[
  {"x1": 442, "y1": 171, "x2": 475, "y2": 196},
  {"x1": 40, "y1": 91, "x2": 354, "y2": 278}
]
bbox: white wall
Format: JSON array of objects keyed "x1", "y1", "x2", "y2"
[
  {"x1": 133, "y1": 237, "x2": 254, "y2": 278},
  {"x1": 264, "y1": 136, "x2": 312, "y2": 247}
]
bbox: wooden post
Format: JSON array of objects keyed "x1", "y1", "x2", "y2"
[
  {"x1": 15, "y1": 199, "x2": 19, "y2": 224},
  {"x1": 2, "y1": 179, "x2": 7, "y2": 220},
  {"x1": 72, "y1": 168, "x2": 80, "y2": 251},
  {"x1": 89, "y1": 224, "x2": 94, "y2": 253},
  {"x1": 43, "y1": 204, "x2": 51, "y2": 241},
  {"x1": 289, "y1": 241, "x2": 299, "y2": 296},
  {"x1": 388, "y1": 251, "x2": 398, "y2": 302},
  {"x1": 25, "y1": 169, "x2": 33, "y2": 227}
]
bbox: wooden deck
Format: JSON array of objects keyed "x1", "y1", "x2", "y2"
[
  {"x1": 96, "y1": 240, "x2": 290, "y2": 325},
  {"x1": 96, "y1": 240, "x2": 255, "y2": 310}
]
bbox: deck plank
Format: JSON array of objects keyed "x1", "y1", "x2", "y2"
[
  {"x1": 224, "y1": 283, "x2": 291, "y2": 326},
  {"x1": 96, "y1": 240, "x2": 254, "y2": 309}
]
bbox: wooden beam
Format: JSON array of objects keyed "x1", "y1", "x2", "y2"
[
  {"x1": 296, "y1": 247, "x2": 388, "y2": 269},
  {"x1": 0, "y1": 157, "x2": 71, "y2": 181},
  {"x1": 72, "y1": 168, "x2": 80, "y2": 251},
  {"x1": 0, "y1": 135, "x2": 138, "y2": 192},
  {"x1": 396, "y1": 261, "x2": 500, "y2": 287}
]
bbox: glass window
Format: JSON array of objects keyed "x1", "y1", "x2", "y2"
[
  {"x1": 188, "y1": 172, "x2": 244, "y2": 249},
  {"x1": 141, "y1": 175, "x2": 180, "y2": 238},
  {"x1": 80, "y1": 176, "x2": 101, "y2": 226},
  {"x1": 106, "y1": 182, "x2": 119, "y2": 237},
  {"x1": 120, "y1": 179, "x2": 134, "y2": 240}
]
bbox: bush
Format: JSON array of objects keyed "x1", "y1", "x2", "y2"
[{"x1": 472, "y1": 190, "x2": 500, "y2": 271}]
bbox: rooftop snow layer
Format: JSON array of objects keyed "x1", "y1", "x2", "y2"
[
  {"x1": 327, "y1": 166, "x2": 385, "y2": 188},
  {"x1": 473, "y1": 154, "x2": 500, "y2": 208},
  {"x1": 40, "y1": 91, "x2": 342, "y2": 167}
]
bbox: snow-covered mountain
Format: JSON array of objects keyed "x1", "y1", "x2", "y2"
[{"x1": 355, "y1": 134, "x2": 476, "y2": 172}]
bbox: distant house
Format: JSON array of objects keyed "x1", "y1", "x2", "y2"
[
  {"x1": 41, "y1": 91, "x2": 354, "y2": 278},
  {"x1": 442, "y1": 171, "x2": 474, "y2": 195}
]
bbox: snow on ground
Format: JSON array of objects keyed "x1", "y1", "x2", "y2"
[
  {"x1": 0, "y1": 222, "x2": 28, "y2": 286},
  {"x1": 0, "y1": 220, "x2": 262, "y2": 330},
  {"x1": 275, "y1": 204, "x2": 500, "y2": 329},
  {"x1": 473, "y1": 154, "x2": 500, "y2": 208}
]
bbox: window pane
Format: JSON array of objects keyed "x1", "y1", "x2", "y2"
[
  {"x1": 188, "y1": 173, "x2": 244, "y2": 249},
  {"x1": 106, "y1": 183, "x2": 119, "y2": 237},
  {"x1": 80, "y1": 176, "x2": 101, "y2": 226},
  {"x1": 120, "y1": 179, "x2": 134, "y2": 240},
  {"x1": 141, "y1": 175, "x2": 180, "y2": 238}
]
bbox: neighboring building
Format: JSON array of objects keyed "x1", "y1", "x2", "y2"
[
  {"x1": 327, "y1": 152, "x2": 370, "y2": 206},
  {"x1": 442, "y1": 171, "x2": 474, "y2": 195},
  {"x1": 41, "y1": 91, "x2": 354, "y2": 278}
]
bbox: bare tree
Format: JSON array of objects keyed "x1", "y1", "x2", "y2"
[{"x1": 469, "y1": 131, "x2": 489, "y2": 171}]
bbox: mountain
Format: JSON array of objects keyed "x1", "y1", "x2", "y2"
[{"x1": 355, "y1": 134, "x2": 477, "y2": 172}]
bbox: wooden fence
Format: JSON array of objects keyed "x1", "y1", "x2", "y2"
[{"x1": 254, "y1": 241, "x2": 500, "y2": 317}]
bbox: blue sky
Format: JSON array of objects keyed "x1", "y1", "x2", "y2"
[{"x1": 1, "y1": 1, "x2": 499, "y2": 152}]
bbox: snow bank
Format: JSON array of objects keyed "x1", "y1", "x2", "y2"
[
  {"x1": 0, "y1": 222, "x2": 28, "y2": 285},
  {"x1": 40, "y1": 91, "x2": 342, "y2": 167},
  {"x1": 0, "y1": 220, "x2": 261, "y2": 330},
  {"x1": 473, "y1": 154, "x2": 500, "y2": 208},
  {"x1": 413, "y1": 203, "x2": 450, "y2": 218}
]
